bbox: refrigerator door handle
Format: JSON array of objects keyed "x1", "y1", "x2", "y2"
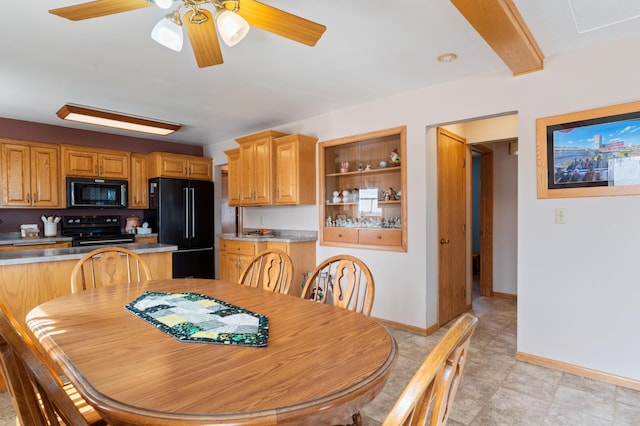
[
  {"x1": 190, "y1": 187, "x2": 196, "y2": 238},
  {"x1": 183, "y1": 187, "x2": 190, "y2": 239}
]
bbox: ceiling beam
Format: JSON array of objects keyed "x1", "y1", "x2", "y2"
[{"x1": 450, "y1": 0, "x2": 544, "y2": 76}]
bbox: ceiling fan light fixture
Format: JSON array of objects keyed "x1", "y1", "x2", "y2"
[
  {"x1": 153, "y1": 0, "x2": 173, "y2": 10},
  {"x1": 216, "y1": 10, "x2": 250, "y2": 47},
  {"x1": 56, "y1": 104, "x2": 181, "y2": 136},
  {"x1": 151, "y1": 10, "x2": 184, "y2": 52}
]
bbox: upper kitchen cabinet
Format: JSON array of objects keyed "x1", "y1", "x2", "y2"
[
  {"x1": 62, "y1": 145, "x2": 130, "y2": 179},
  {"x1": 227, "y1": 130, "x2": 317, "y2": 207},
  {"x1": 224, "y1": 148, "x2": 241, "y2": 206},
  {"x1": 129, "y1": 153, "x2": 148, "y2": 208},
  {"x1": 147, "y1": 152, "x2": 212, "y2": 181},
  {"x1": 274, "y1": 134, "x2": 317, "y2": 205},
  {"x1": 236, "y1": 130, "x2": 288, "y2": 206},
  {"x1": 319, "y1": 126, "x2": 407, "y2": 252},
  {"x1": 1, "y1": 140, "x2": 61, "y2": 208}
]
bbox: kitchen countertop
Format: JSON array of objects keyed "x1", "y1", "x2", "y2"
[
  {"x1": 218, "y1": 229, "x2": 317, "y2": 243},
  {"x1": 0, "y1": 243, "x2": 178, "y2": 266},
  {"x1": 0, "y1": 233, "x2": 73, "y2": 246}
]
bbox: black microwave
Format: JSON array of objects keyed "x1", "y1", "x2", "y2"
[{"x1": 67, "y1": 177, "x2": 128, "y2": 208}]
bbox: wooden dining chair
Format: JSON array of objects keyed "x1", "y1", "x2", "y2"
[
  {"x1": 0, "y1": 302, "x2": 105, "y2": 425},
  {"x1": 301, "y1": 254, "x2": 375, "y2": 316},
  {"x1": 238, "y1": 249, "x2": 294, "y2": 295},
  {"x1": 382, "y1": 313, "x2": 478, "y2": 426},
  {"x1": 70, "y1": 246, "x2": 152, "y2": 293}
]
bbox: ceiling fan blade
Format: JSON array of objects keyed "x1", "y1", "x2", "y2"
[
  {"x1": 184, "y1": 9, "x2": 224, "y2": 68},
  {"x1": 49, "y1": 0, "x2": 151, "y2": 21},
  {"x1": 237, "y1": 0, "x2": 326, "y2": 47}
]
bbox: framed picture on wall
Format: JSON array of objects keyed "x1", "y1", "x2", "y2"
[{"x1": 537, "y1": 100, "x2": 640, "y2": 198}]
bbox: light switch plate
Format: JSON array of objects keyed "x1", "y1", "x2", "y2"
[{"x1": 555, "y1": 208, "x2": 566, "y2": 224}]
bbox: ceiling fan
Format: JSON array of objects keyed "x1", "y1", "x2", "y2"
[{"x1": 49, "y1": 0, "x2": 326, "y2": 68}]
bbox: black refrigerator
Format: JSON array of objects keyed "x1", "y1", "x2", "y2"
[{"x1": 145, "y1": 177, "x2": 214, "y2": 278}]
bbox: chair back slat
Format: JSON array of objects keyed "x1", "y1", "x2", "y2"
[
  {"x1": 301, "y1": 255, "x2": 375, "y2": 316},
  {"x1": 239, "y1": 249, "x2": 294, "y2": 295},
  {"x1": 71, "y1": 247, "x2": 152, "y2": 293},
  {"x1": 382, "y1": 313, "x2": 478, "y2": 426},
  {"x1": 0, "y1": 303, "x2": 90, "y2": 425}
]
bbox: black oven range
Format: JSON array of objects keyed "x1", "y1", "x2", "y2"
[{"x1": 62, "y1": 215, "x2": 135, "y2": 247}]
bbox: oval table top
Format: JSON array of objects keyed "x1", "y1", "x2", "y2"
[{"x1": 27, "y1": 278, "x2": 397, "y2": 425}]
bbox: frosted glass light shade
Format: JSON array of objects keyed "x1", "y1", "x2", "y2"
[
  {"x1": 151, "y1": 18, "x2": 183, "y2": 52},
  {"x1": 153, "y1": 0, "x2": 173, "y2": 9},
  {"x1": 217, "y1": 10, "x2": 250, "y2": 47}
]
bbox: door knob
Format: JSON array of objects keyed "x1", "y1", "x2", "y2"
[{"x1": 440, "y1": 239, "x2": 450, "y2": 245}]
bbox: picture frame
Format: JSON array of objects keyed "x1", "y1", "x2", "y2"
[{"x1": 537, "y1": 100, "x2": 640, "y2": 198}]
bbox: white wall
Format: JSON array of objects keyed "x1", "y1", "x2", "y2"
[
  {"x1": 207, "y1": 33, "x2": 640, "y2": 381},
  {"x1": 492, "y1": 142, "x2": 518, "y2": 295}
]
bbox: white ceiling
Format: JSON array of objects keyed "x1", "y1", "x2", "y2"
[{"x1": 2, "y1": 0, "x2": 640, "y2": 146}]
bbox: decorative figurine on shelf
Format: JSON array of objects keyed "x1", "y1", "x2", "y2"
[
  {"x1": 332, "y1": 190, "x2": 341, "y2": 204},
  {"x1": 326, "y1": 216, "x2": 333, "y2": 227},
  {"x1": 358, "y1": 163, "x2": 363, "y2": 171},
  {"x1": 390, "y1": 148, "x2": 400, "y2": 165},
  {"x1": 383, "y1": 187, "x2": 397, "y2": 201},
  {"x1": 340, "y1": 161, "x2": 349, "y2": 173},
  {"x1": 342, "y1": 189, "x2": 350, "y2": 202},
  {"x1": 364, "y1": 164, "x2": 371, "y2": 171}
]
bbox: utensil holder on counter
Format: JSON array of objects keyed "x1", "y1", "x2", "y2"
[{"x1": 44, "y1": 222, "x2": 58, "y2": 237}]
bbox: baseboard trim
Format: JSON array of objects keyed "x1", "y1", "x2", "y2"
[
  {"x1": 375, "y1": 317, "x2": 439, "y2": 336},
  {"x1": 516, "y1": 351, "x2": 640, "y2": 391},
  {"x1": 493, "y1": 292, "x2": 517, "y2": 300}
]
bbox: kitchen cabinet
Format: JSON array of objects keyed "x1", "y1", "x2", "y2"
[
  {"x1": 219, "y1": 239, "x2": 266, "y2": 283},
  {"x1": 62, "y1": 145, "x2": 130, "y2": 179},
  {"x1": 218, "y1": 237, "x2": 316, "y2": 296},
  {"x1": 147, "y1": 152, "x2": 212, "y2": 181},
  {"x1": 319, "y1": 126, "x2": 407, "y2": 252},
  {"x1": 129, "y1": 153, "x2": 149, "y2": 208},
  {"x1": 273, "y1": 134, "x2": 317, "y2": 205},
  {"x1": 224, "y1": 148, "x2": 241, "y2": 206},
  {"x1": 265, "y1": 240, "x2": 316, "y2": 297},
  {"x1": 235, "y1": 130, "x2": 288, "y2": 205},
  {"x1": 227, "y1": 130, "x2": 317, "y2": 206},
  {"x1": 134, "y1": 235, "x2": 157, "y2": 244},
  {"x1": 1, "y1": 140, "x2": 61, "y2": 208}
]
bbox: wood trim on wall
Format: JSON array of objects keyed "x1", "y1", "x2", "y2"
[
  {"x1": 516, "y1": 352, "x2": 640, "y2": 391},
  {"x1": 375, "y1": 317, "x2": 439, "y2": 337}
]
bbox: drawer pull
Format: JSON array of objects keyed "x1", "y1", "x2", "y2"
[
  {"x1": 377, "y1": 235, "x2": 382, "y2": 239},
  {"x1": 338, "y1": 233, "x2": 343, "y2": 238}
]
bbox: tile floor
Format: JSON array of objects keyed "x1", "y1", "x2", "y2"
[
  {"x1": 360, "y1": 292, "x2": 640, "y2": 425},
  {"x1": 1, "y1": 291, "x2": 639, "y2": 425}
]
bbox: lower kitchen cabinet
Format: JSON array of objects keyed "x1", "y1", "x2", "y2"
[
  {"x1": 219, "y1": 239, "x2": 266, "y2": 283},
  {"x1": 219, "y1": 238, "x2": 316, "y2": 296}
]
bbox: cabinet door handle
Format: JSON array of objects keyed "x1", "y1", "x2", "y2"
[
  {"x1": 33, "y1": 193, "x2": 38, "y2": 203},
  {"x1": 95, "y1": 165, "x2": 98, "y2": 174},
  {"x1": 26, "y1": 193, "x2": 31, "y2": 203}
]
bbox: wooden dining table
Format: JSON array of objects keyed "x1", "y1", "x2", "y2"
[{"x1": 26, "y1": 278, "x2": 397, "y2": 425}]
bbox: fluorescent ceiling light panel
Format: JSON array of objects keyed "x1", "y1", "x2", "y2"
[
  {"x1": 568, "y1": 0, "x2": 640, "y2": 33},
  {"x1": 56, "y1": 104, "x2": 180, "y2": 136}
]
